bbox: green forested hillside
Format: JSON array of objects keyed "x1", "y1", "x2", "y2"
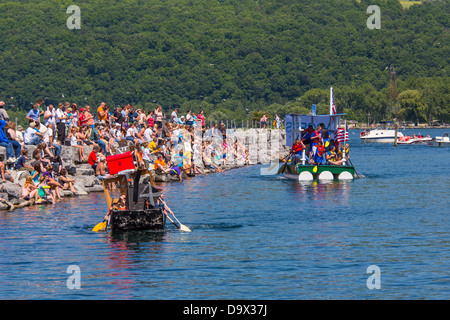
[{"x1": 0, "y1": 0, "x2": 448, "y2": 124}]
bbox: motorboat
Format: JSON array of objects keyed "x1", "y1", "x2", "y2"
[
  {"x1": 428, "y1": 133, "x2": 450, "y2": 147},
  {"x1": 397, "y1": 134, "x2": 433, "y2": 145},
  {"x1": 360, "y1": 127, "x2": 404, "y2": 143}
]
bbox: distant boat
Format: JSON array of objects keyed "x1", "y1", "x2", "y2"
[
  {"x1": 397, "y1": 135, "x2": 432, "y2": 145},
  {"x1": 428, "y1": 133, "x2": 450, "y2": 148},
  {"x1": 360, "y1": 129, "x2": 404, "y2": 143}
]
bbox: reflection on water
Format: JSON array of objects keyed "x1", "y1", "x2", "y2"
[{"x1": 290, "y1": 180, "x2": 351, "y2": 205}]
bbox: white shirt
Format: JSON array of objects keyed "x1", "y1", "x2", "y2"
[
  {"x1": 15, "y1": 130, "x2": 24, "y2": 143},
  {"x1": 126, "y1": 128, "x2": 134, "y2": 138},
  {"x1": 56, "y1": 108, "x2": 67, "y2": 123},
  {"x1": 39, "y1": 124, "x2": 50, "y2": 144},
  {"x1": 24, "y1": 128, "x2": 37, "y2": 144},
  {"x1": 171, "y1": 111, "x2": 178, "y2": 123},
  {"x1": 45, "y1": 108, "x2": 56, "y2": 126},
  {"x1": 144, "y1": 128, "x2": 153, "y2": 142},
  {"x1": 113, "y1": 128, "x2": 122, "y2": 140},
  {"x1": 72, "y1": 110, "x2": 79, "y2": 127},
  {"x1": 70, "y1": 133, "x2": 77, "y2": 146},
  {"x1": 142, "y1": 147, "x2": 150, "y2": 161}
]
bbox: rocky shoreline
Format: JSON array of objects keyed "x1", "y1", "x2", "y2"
[{"x1": 0, "y1": 128, "x2": 288, "y2": 212}]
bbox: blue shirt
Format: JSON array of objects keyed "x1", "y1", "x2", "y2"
[
  {"x1": 27, "y1": 108, "x2": 40, "y2": 122},
  {"x1": 311, "y1": 130, "x2": 321, "y2": 147},
  {"x1": 174, "y1": 154, "x2": 186, "y2": 167},
  {"x1": 0, "y1": 120, "x2": 9, "y2": 143},
  {"x1": 15, "y1": 156, "x2": 26, "y2": 170}
]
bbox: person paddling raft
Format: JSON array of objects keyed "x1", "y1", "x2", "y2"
[{"x1": 291, "y1": 139, "x2": 306, "y2": 163}]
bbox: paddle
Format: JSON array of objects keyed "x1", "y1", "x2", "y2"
[
  {"x1": 268, "y1": 151, "x2": 291, "y2": 172},
  {"x1": 277, "y1": 152, "x2": 292, "y2": 175},
  {"x1": 92, "y1": 219, "x2": 107, "y2": 232},
  {"x1": 159, "y1": 198, "x2": 192, "y2": 232},
  {"x1": 133, "y1": 169, "x2": 142, "y2": 203},
  {"x1": 92, "y1": 210, "x2": 111, "y2": 232},
  {"x1": 347, "y1": 157, "x2": 361, "y2": 178}
]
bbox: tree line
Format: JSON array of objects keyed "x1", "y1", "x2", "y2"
[{"x1": 0, "y1": 0, "x2": 448, "y2": 125}]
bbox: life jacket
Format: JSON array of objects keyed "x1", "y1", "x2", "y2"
[
  {"x1": 317, "y1": 145, "x2": 325, "y2": 157},
  {"x1": 311, "y1": 131, "x2": 321, "y2": 146},
  {"x1": 292, "y1": 142, "x2": 303, "y2": 153},
  {"x1": 328, "y1": 150, "x2": 337, "y2": 162},
  {"x1": 339, "y1": 146, "x2": 349, "y2": 156}
]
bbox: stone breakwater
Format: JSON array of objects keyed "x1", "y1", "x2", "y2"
[{"x1": 0, "y1": 128, "x2": 288, "y2": 211}]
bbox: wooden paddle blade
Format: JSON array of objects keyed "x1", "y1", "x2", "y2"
[{"x1": 277, "y1": 164, "x2": 286, "y2": 175}]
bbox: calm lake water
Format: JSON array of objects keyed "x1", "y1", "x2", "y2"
[{"x1": 0, "y1": 128, "x2": 449, "y2": 300}]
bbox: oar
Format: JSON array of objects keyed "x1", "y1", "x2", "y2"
[
  {"x1": 92, "y1": 210, "x2": 111, "y2": 232},
  {"x1": 277, "y1": 152, "x2": 292, "y2": 175},
  {"x1": 347, "y1": 157, "x2": 361, "y2": 178},
  {"x1": 268, "y1": 151, "x2": 290, "y2": 172},
  {"x1": 92, "y1": 219, "x2": 107, "y2": 232},
  {"x1": 159, "y1": 199, "x2": 192, "y2": 232}
]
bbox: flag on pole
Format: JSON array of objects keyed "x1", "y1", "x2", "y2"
[
  {"x1": 335, "y1": 120, "x2": 348, "y2": 143},
  {"x1": 330, "y1": 87, "x2": 336, "y2": 115}
]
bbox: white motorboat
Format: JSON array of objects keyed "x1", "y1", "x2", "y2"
[
  {"x1": 429, "y1": 133, "x2": 450, "y2": 147},
  {"x1": 360, "y1": 128, "x2": 404, "y2": 143}
]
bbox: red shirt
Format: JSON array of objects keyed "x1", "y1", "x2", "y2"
[
  {"x1": 197, "y1": 114, "x2": 205, "y2": 127},
  {"x1": 88, "y1": 151, "x2": 97, "y2": 166}
]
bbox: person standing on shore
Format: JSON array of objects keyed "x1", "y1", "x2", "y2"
[
  {"x1": 154, "y1": 106, "x2": 163, "y2": 128},
  {"x1": 55, "y1": 103, "x2": 68, "y2": 145},
  {"x1": 26, "y1": 104, "x2": 41, "y2": 123},
  {"x1": 171, "y1": 108, "x2": 178, "y2": 124},
  {"x1": 44, "y1": 104, "x2": 56, "y2": 127}
]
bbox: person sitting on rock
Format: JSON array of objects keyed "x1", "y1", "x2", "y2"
[
  {"x1": 42, "y1": 164, "x2": 63, "y2": 200},
  {"x1": 58, "y1": 169, "x2": 77, "y2": 194},
  {"x1": 88, "y1": 145, "x2": 105, "y2": 177},
  {"x1": 15, "y1": 148, "x2": 33, "y2": 173},
  {"x1": 154, "y1": 153, "x2": 171, "y2": 174},
  {"x1": 37, "y1": 175, "x2": 55, "y2": 204},
  {"x1": 0, "y1": 119, "x2": 16, "y2": 163},
  {"x1": 68, "y1": 126, "x2": 86, "y2": 162},
  {"x1": 32, "y1": 142, "x2": 53, "y2": 168},
  {"x1": 21, "y1": 176, "x2": 42, "y2": 203},
  {"x1": 0, "y1": 154, "x2": 13, "y2": 182}
]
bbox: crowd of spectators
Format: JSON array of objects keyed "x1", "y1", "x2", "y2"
[{"x1": 0, "y1": 99, "x2": 251, "y2": 205}]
